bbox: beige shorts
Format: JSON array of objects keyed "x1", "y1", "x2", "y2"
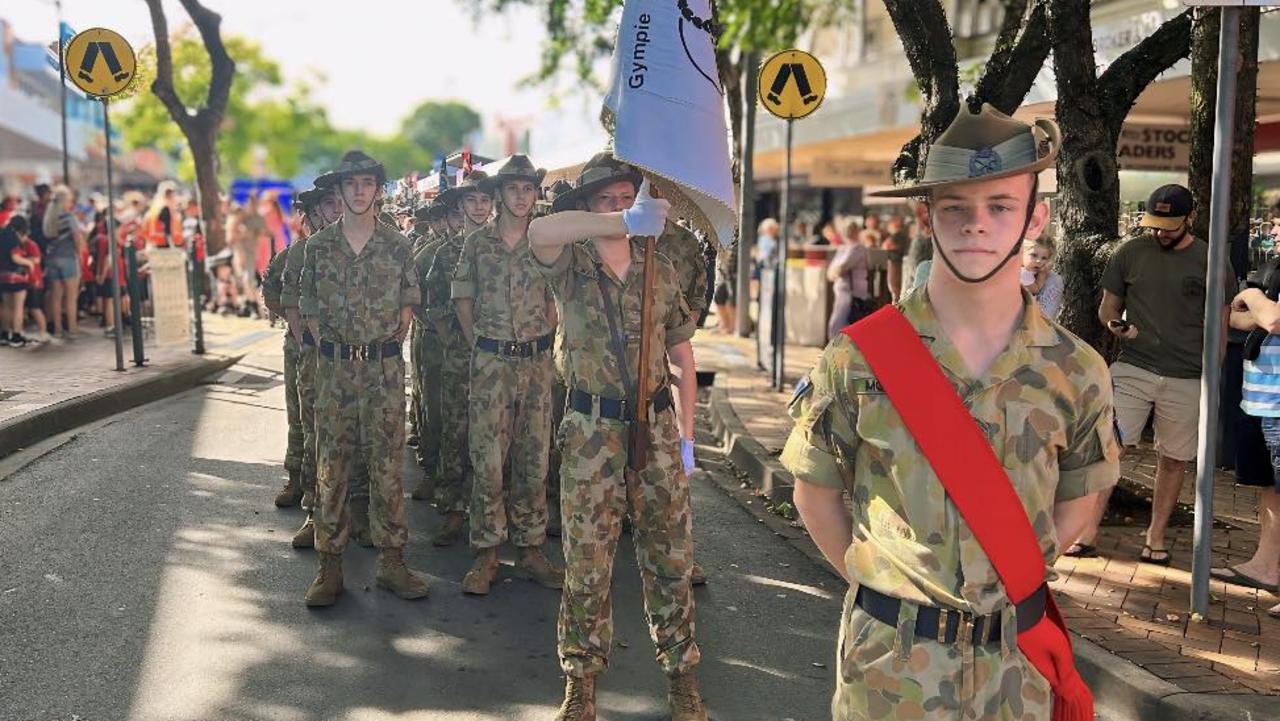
[{"x1": 1111, "y1": 361, "x2": 1201, "y2": 462}]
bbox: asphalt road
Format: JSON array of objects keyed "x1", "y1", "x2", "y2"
[{"x1": 0, "y1": 341, "x2": 842, "y2": 721}]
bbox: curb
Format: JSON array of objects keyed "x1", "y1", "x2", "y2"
[
  {"x1": 707, "y1": 384, "x2": 795, "y2": 504},
  {"x1": 703, "y1": 371, "x2": 1280, "y2": 721},
  {"x1": 0, "y1": 353, "x2": 242, "y2": 459}
]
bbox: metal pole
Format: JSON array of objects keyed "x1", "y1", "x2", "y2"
[
  {"x1": 1191, "y1": 5, "x2": 1239, "y2": 619},
  {"x1": 189, "y1": 218, "x2": 205, "y2": 355},
  {"x1": 125, "y1": 244, "x2": 145, "y2": 366},
  {"x1": 773, "y1": 118, "x2": 793, "y2": 392},
  {"x1": 56, "y1": 1, "x2": 69, "y2": 185},
  {"x1": 735, "y1": 51, "x2": 759, "y2": 338},
  {"x1": 103, "y1": 100, "x2": 125, "y2": 372}
]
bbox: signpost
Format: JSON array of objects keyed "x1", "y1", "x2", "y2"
[
  {"x1": 64, "y1": 28, "x2": 136, "y2": 373},
  {"x1": 758, "y1": 49, "x2": 826, "y2": 392}
]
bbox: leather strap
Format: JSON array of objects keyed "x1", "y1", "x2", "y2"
[
  {"x1": 594, "y1": 262, "x2": 637, "y2": 412},
  {"x1": 843, "y1": 306, "x2": 1093, "y2": 721}
]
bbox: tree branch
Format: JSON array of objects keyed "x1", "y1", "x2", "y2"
[
  {"x1": 972, "y1": 0, "x2": 1050, "y2": 113},
  {"x1": 1099, "y1": 9, "x2": 1193, "y2": 128},
  {"x1": 177, "y1": 0, "x2": 235, "y2": 130},
  {"x1": 143, "y1": 0, "x2": 191, "y2": 134},
  {"x1": 883, "y1": 0, "x2": 960, "y2": 184}
]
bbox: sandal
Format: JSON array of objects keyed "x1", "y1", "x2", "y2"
[
  {"x1": 1139, "y1": 545, "x2": 1171, "y2": 566},
  {"x1": 1210, "y1": 566, "x2": 1280, "y2": 593},
  {"x1": 1268, "y1": 604, "x2": 1280, "y2": 619},
  {"x1": 1063, "y1": 543, "x2": 1098, "y2": 558}
]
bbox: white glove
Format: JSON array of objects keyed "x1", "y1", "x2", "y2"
[
  {"x1": 681, "y1": 438, "x2": 696, "y2": 475},
  {"x1": 621, "y1": 179, "x2": 671, "y2": 237}
]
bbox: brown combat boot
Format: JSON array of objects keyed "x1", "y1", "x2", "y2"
[
  {"x1": 667, "y1": 671, "x2": 708, "y2": 721},
  {"x1": 410, "y1": 475, "x2": 433, "y2": 501},
  {"x1": 274, "y1": 470, "x2": 302, "y2": 508},
  {"x1": 291, "y1": 516, "x2": 315, "y2": 549},
  {"x1": 553, "y1": 675, "x2": 596, "y2": 721},
  {"x1": 431, "y1": 511, "x2": 466, "y2": 547},
  {"x1": 304, "y1": 552, "x2": 344, "y2": 607},
  {"x1": 350, "y1": 496, "x2": 373, "y2": 547},
  {"x1": 517, "y1": 546, "x2": 564, "y2": 589},
  {"x1": 461, "y1": 547, "x2": 499, "y2": 595},
  {"x1": 375, "y1": 547, "x2": 431, "y2": 600},
  {"x1": 690, "y1": 561, "x2": 707, "y2": 586}
]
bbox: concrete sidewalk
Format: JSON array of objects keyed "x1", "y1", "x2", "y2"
[
  {"x1": 0, "y1": 314, "x2": 276, "y2": 458},
  {"x1": 692, "y1": 328, "x2": 1280, "y2": 719}
]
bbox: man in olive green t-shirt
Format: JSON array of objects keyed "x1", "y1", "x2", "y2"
[{"x1": 1071, "y1": 184, "x2": 1232, "y2": 567}]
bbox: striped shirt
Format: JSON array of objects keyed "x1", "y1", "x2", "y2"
[{"x1": 1243, "y1": 334, "x2": 1280, "y2": 417}]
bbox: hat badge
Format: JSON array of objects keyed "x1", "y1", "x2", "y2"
[
  {"x1": 969, "y1": 146, "x2": 1003, "y2": 178},
  {"x1": 1155, "y1": 202, "x2": 1171, "y2": 212}
]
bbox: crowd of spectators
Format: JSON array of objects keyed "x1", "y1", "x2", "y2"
[{"x1": 0, "y1": 182, "x2": 297, "y2": 349}]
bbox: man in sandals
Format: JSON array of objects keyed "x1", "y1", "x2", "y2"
[
  {"x1": 783, "y1": 105, "x2": 1121, "y2": 720},
  {"x1": 528, "y1": 152, "x2": 706, "y2": 721},
  {"x1": 1071, "y1": 184, "x2": 1231, "y2": 566}
]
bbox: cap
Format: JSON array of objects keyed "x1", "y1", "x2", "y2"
[{"x1": 1140, "y1": 184, "x2": 1193, "y2": 231}]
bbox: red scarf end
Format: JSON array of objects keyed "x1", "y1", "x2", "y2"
[{"x1": 1051, "y1": 673, "x2": 1094, "y2": 721}]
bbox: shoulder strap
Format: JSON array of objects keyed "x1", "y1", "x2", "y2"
[
  {"x1": 843, "y1": 306, "x2": 1092, "y2": 721},
  {"x1": 594, "y1": 262, "x2": 636, "y2": 406}
]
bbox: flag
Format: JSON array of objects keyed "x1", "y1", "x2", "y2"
[{"x1": 603, "y1": 0, "x2": 736, "y2": 246}]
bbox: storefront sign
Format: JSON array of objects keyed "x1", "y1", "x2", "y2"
[
  {"x1": 148, "y1": 248, "x2": 191, "y2": 345},
  {"x1": 1116, "y1": 123, "x2": 1192, "y2": 171},
  {"x1": 808, "y1": 157, "x2": 893, "y2": 187}
]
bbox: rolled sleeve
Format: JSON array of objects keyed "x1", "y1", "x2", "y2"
[
  {"x1": 450, "y1": 279, "x2": 475, "y2": 300},
  {"x1": 780, "y1": 350, "x2": 858, "y2": 490},
  {"x1": 664, "y1": 295, "x2": 696, "y2": 349},
  {"x1": 450, "y1": 237, "x2": 476, "y2": 299},
  {"x1": 534, "y1": 245, "x2": 572, "y2": 278},
  {"x1": 1056, "y1": 385, "x2": 1122, "y2": 503},
  {"x1": 1100, "y1": 242, "x2": 1128, "y2": 298}
]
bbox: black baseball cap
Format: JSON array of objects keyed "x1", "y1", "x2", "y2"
[{"x1": 1140, "y1": 184, "x2": 1193, "y2": 231}]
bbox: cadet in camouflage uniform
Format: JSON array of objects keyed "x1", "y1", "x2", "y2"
[
  {"x1": 527, "y1": 153, "x2": 707, "y2": 721},
  {"x1": 408, "y1": 201, "x2": 449, "y2": 507},
  {"x1": 281, "y1": 175, "x2": 374, "y2": 549},
  {"x1": 544, "y1": 178, "x2": 577, "y2": 538},
  {"x1": 407, "y1": 203, "x2": 440, "y2": 476},
  {"x1": 452, "y1": 155, "x2": 563, "y2": 595},
  {"x1": 262, "y1": 189, "x2": 314, "y2": 510},
  {"x1": 298, "y1": 150, "x2": 431, "y2": 606},
  {"x1": 782, "y1": 106, "x2": 1120, "y2": 721},
  {"x1": 421, "y1": 171, "x2": 493, "y2": 546}
]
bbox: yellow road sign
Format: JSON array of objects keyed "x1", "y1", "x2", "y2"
[
  {"x1": 64, "y1": 28, "x2": 136, "y2": 99},
  {"x1": 758, "y1": 49, "x2": 826, "y2": 121}
]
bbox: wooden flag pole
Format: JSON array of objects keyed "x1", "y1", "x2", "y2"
[{"x1": 628, "y1": 234, "x2": 658, "y2": 471}]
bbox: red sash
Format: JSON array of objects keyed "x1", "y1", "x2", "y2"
[{"x1": 843, "y1": 306, "x2": 1092, "y2": 721}]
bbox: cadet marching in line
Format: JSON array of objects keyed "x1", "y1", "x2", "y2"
[{"x1": 264, "y1": 147, "x2": 711, "y2": 720}]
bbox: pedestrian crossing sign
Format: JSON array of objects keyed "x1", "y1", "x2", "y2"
[
  {"x1": 758, "y1": 49, "x2": 826, "y2": 120},
  {"x1": 64, "y1": 28, "x2": 136, "y2": 99}
]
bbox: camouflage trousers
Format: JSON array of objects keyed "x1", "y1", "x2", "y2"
[
  {"x1": 313, "y1": 352, "x2": 408, "y2": 553},
  {"x1": 833, "y1": 589, "x2": 1051, "y2": 721},
  {"x1": 435, "y1": 325, "x2": 471, "y2": 515},
  {"x1": 467, "y1": 348, "x2": 554, "y2": 548},
  {"x1": 557, "y1": 407, "x2": 699, "y2": 678},
  {"x1": 413, "y1": 324, "x2": 444, "y2": 478},
  {"x1": 409, "y1": 325, "x2": 422, "y2": 439},
  {"x1": 547, "y1": 377, "x2": 566, "y2": 523},
  {"x1": 297, "y1": 340, "x2": 367, "y2": 512},
  {"x1": 283, "y1": 334, "x2": 304, "y2": 475}
]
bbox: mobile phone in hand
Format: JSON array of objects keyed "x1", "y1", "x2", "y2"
[{"x1": 1108, "y1": 319, "x2": 1131, "y2": 332}]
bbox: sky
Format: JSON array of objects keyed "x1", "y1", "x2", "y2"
[{"x1": 4, "y1": 0, "x2": 610, "y2": 145}]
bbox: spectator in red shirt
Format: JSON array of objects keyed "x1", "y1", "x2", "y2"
[{"x1": 0, "y1": 196, "x2": 18, "y2": 228}]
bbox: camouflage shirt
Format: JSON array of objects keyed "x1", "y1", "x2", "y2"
[
  {"x1": 423, "y1": 231, "x2": 465, "y2": 325},
  {"x1": 452, "y1": 221, "x2": 555, "y2": 342},
  {"x1": 781, "y1": 287, "x2": 1120, "y2": 616},
  {"x1": 299, "y1": 221, "x2": 419, "y2": 344},
  {"x1": 280, "y1": 234, "x2": 314, "y2": 310},
  {"x1": 536, "y1": 237, "x2": 696, "y2": 401},
  {"x1": 261, "y1": 246, "x2": 289, "y2": 315},
  {"x1": 413, "y1": 235, "x2": 448, "y2": 325},
  {"x1": 657, "y1": 221, "x2": 708, "y2": 316}
]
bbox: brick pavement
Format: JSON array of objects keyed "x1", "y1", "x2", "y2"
[
  {"x1": 692, "y1": 328, "x2": 1280, "y2": 696},
  {"x1": 0, "y1": 314, "x2": 279, "y2": 427}
]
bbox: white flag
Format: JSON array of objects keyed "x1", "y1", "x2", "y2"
[{"x1": 603, "y1": 0, "x2": 737, "y2": 247}]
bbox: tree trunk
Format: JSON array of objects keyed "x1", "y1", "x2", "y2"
[
  {"x1": 882, "y1": 0, "x2": 960, "y2": 185},
  {"x1": 1189, "y1": 8, "x2": 1261, "y2": 244},
  {"x1": 188, "y1": 128, "x2": 225, "y2": 254}
]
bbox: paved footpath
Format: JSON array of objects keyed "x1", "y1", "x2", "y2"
[{"x1": 692, "y1": 327, "x2": 1280, "y2": 710}]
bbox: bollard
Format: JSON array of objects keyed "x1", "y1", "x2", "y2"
[{"x1": 125, "y1": 244, "x2": 146, "y2": 366}]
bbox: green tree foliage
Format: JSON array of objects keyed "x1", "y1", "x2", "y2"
[{"x1": 400, "y1": 101, "x2": 482, "y2": 160}]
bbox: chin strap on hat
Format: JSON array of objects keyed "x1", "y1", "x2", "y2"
[{"x1": 930, "y1": 177, "x2": 1039, "y2": 285}]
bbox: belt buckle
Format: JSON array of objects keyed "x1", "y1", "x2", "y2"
[
  {"x1": 354, "y1": 344, "x2": 369, "y2": 361},
  {"x1": 507, "y1": 341, "x2": 519, "y2": 355}
]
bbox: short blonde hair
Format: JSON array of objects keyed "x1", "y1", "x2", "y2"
[{"x1": 758, "y1": 218, "x2": 779, "y2": 236}]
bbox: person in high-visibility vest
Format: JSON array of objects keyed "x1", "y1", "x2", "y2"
[{"x1": 142, "y1": 181, "x2": 181, "y2": 248}]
